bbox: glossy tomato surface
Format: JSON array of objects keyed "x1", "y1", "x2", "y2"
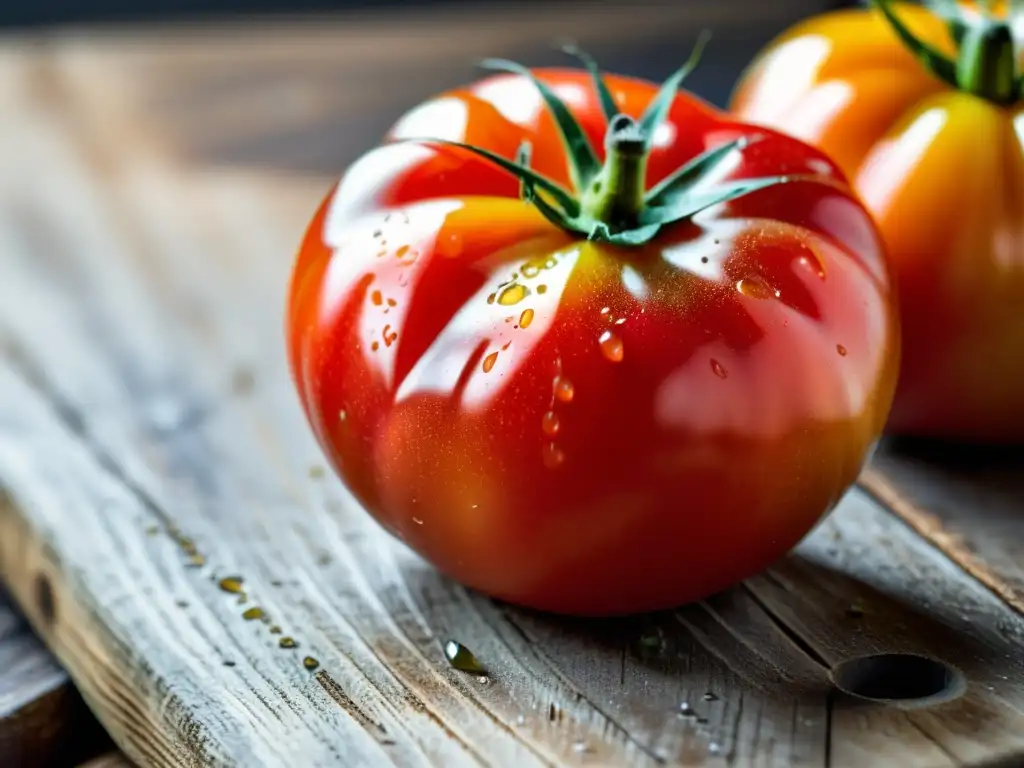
[
  {"x1": 731, "y1": 3, "x2": 1024, "y2": 441},
  {"x1": 286, "y1": 68, "x2": 899, "y2": 616}
]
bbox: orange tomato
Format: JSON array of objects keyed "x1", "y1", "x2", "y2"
[{"x1": 731, "y1": 0, "x2": 1024, "y2": 441}]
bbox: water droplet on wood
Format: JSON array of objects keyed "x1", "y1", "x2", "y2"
[
  {"x1": 219, "y1": 577, "x2": 245, "y2": 594},
  {"x1": 444, "y1": 640, "x2": 485, "y2": 673}
]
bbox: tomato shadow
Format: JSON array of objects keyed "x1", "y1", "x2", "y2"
[
  {"x1": 880, "y1": 434, "x2": 1024, "y2": 474},
  {"x1": 478, "y1": 489, "x2": 1017, "y2": 715}
]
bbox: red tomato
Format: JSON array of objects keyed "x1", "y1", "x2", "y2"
[
  {"x1": 286, "y1": 48, "x2": 899, "y2": 616},
  {"x1": 731, "y1": 0, "x2": 1024, "y2": 441}
]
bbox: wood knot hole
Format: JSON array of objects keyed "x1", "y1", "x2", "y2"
[
  {"x1": 831, "y1": 653, "x2": 963, "y2": 707},
  {"x1": 35, "y1": 573, "x2": 56, "y2": 628}
]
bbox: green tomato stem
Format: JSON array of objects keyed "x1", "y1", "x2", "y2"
[
  {"x1": 956, "y1": 21, "x2": 1019, "y2": 105},
  {"x1": 580, "y1": 115, "x2": 649, "y2": 230}
]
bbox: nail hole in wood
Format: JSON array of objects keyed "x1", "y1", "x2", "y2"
[
  {"x1": 831, "y1": 653, "x2": 963, "y2": 706},
  {"x1": 35, "y1": 572, "x2": 56, "y2": 628}
]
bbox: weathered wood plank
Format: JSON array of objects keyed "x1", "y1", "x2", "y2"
[
  {"x1": 33, "y1": 0, "x2": 831, "y2": 175},
  {"x1": 863, "y1": 444, "x2": 1024, "y2": 616},
  {"x1": 0, "y1": 590, "x2": 112, "y2": 766},
  {"x1": 77, "y1": 754, "x2": 135, "y2": 768},
  {"x1": 2, "y1": 7, "x2": 1024, "y2": 768}
]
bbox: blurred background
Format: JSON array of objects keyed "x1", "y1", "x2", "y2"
[{"x1": 0, "y1": 1, "x2": 861, "y2": 176}]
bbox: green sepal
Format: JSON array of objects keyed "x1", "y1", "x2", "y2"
[
  {"x1": 406, "y1": 137, "x2": 580, "y2": 216},
  {"x1": 515, "y1": 141, "x2": 532, "y2": 201},
  {"x1": 520, "y1": 179, "x2": 589, "y2": 234},
  {"x1": 480, "y1": 58, "x2": 601, "y2": 191},
  {"x1": 956, "y1": 20, "x2": 1018, "y2": 104},
  {"x1": 645, "y1": 136, "x2": 760, "y2": 207},
  {"x1": 870, "y1": 0, "x2": 959, "y2": 86},
  {"x1": 561, "y1": 45, "x2": 618, "y2": 123},
  {"x1": 640, "y1": 175, "x2": 796, "y2": 228},
  {"x1": 600, "y1": 223, "x2": 663, "y2": 245},
  {"x1": 637, "y1": 30, "x2": 712, "y2": 149}
]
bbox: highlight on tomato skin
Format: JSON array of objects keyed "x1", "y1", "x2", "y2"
[
  {"x1": 285, "y1": 42, "x2": 901, "y2": 616},
  {"x1": 730, "y1": 0, "x2": 1024, "y2": 443}
]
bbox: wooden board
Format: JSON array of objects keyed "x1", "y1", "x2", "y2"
[
  {"x1": 1, "y1": 590, "x2": 113, "y2": 766},
  {"x1": 1, "y1": 3, "x2": 1023, "y2": 766}
]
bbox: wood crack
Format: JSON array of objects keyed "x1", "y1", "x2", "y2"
[{"x1": 739, "y1": 583, "x2": 830, "y2": 670}]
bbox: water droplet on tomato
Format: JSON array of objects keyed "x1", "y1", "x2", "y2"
[
  {"x1": 521, "y1": 261, "x2": 541, "y2": 278},
  {"x1": 396, "y1": 244, "x2": 415, "y2": 261},
  {"x1": 339, "y1": 410, "x2": 347, "y2": 422},
  {"x1": 482, "y1": 352, "x2": 499, "y2": 373},
  {"x1": 553, "y1": 376, "x2": 574, "y2": 402},
  {"x1": 242, "y1": 606, "x2": 266, "y2": 621},
  {"x1": 541, "y1": 411, "x2": 560, "y2": 436},
  {"x1": 371, "y1": 341, "x2": 379, "y2": 351},
  {"x1": 542, "y1": 442, "x2": 565, "y2": 468},
  {"x1": 736, "y1": 277, "x2": 773, "y2": 299},
  {"x1": 837, "y1": 344, "x2": 848, "y2": 356},
  {"x1": 498, "y1": 283, "x2": 530, "y2": 305},
  {"x1": 412, "y1": 517, "x2": 424, "y2": 525},
  {"x1": 383, "y1": 325, "x2": 398, "y2": 347},
  {"x1": 710, "y1": 359, "x2": 728, "y2": 379},
  {"x1": 303, "y1": 656, "x2": 320, "y2": 671},
  {"x1": 487, "y1": 292, "x2": 496, "y2": 305},
  {"x1": 600, "y1": 306, "x2": 611, "y2": 315},
  {"x1": 370, "y1": 290, "x2": 383, "y2": 305},
  {"x1": 614, "y1": 317, "x2": 626, "y2": 325},
  {"x1": 537, "y1": 284, "x2": 548, "y2": 294},
  {"x1": 519, "y1": 308, "x2": 534, "y2": 329},
  {"x1": 599, "y1": 331, "x2": 623, "y2": 362}
]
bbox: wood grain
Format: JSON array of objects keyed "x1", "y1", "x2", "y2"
[
  {"x1": 78, "y1": 754, "x2": 135, "y2": 768},
  {"x1": 1, "y1": 5, "x2": 1024, "y2": 767},
  {"x1": 863, "y1": 444, "x2": 1024, "y2": 615},
  {"x1": 1, "y1": 590, "x2": 112, "y2": 766}
]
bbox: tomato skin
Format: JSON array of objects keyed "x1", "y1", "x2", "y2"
[
  {"x1": 731, "y1": 3, "x2": 1024, "y2": 442},
  {"x1": 286, "y1": 69, "x2": 899, "y2": 616}
]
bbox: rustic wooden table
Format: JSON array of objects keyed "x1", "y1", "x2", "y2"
[{"x1": 2, "y1": 2, "x2": 1024, "y2": 766}]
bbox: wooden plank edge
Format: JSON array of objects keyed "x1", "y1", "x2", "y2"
[
  {"x1": 0, "y1": 591, "x2": 114, "y2": 767},
  {"x1": 860, "y1": 467, "x2": 1024, "y2": 616}
]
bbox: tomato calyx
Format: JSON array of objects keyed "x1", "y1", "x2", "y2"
[
  {"x1": 878, "y1": 0, "x2": 1021, "y2": 105},
  {"x1": 402, "y1": 35, "x2": 802, "y2": 247}
]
